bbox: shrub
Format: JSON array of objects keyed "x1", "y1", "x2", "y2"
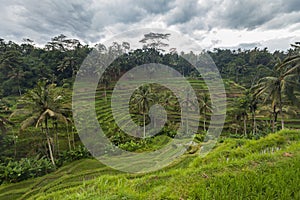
[
  {"x1": 118, "y1": 140, "x2": 144, "y2": 152},
  {"x1": 56, "y1": 146, "x2": 92, "y2": 166},
  {"x1": 0, "y1": 156, "x2": 54, "y2": 184}
]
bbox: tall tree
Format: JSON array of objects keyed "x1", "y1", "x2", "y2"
[
  {"x1": 139, "y1": 32, "x2": 170, "y2": 52},
  {"x1": 246, "y1": 90, "x2": 258, "y2": 134},
  {"x1": 233, "y1": 96, "x2": 249, "y2": 136},
  {"x1": 13, "y1": 81, "x2": 70, "y2": 166},
  {"x1": 279, "y1": 42, "x2": 300, "y2": 76},
  {"x1": 132, "y1": 85, "x2": 154, "y2": 138},
  {"x1": 0, "y1": 50, "x2": 25, "y2": 96},
  {"x1": 199, "y1": 93, "x2": 212, "y2": 131},
  {"x1": 253, "y1": 61, "x2": 298, "y2": 130},
  {"x1": 180, "y1": 87, "x2": 198, "y2": 135}
]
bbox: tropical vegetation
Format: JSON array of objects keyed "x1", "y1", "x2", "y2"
[{"x1": 0, "y1": 34, "x2": 299, "y2": 199}]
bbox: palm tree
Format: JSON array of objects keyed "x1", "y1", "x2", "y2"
[
  {"x1": 99, "y1": 72, "x2": 110, "y2": 103},
  {"x1": 232, "y1": 96, "x2": 249, "y2": 136},
  {"x1": 253, "y1": 61, "x2": 298, "y2": 130},
  {"x1": 279, "y1": 42, "x2": 300, "y2": 76},
  {"x1": 180, "y1": 88, "x2": 198, "y2": 135},
  {"x1": 159, "y1": 91, "x2": 179, "y2": 111},
  {"x1": 0, "y1": 50, "x2": 25, "y2": 96},
  {"x1": 7, "y1": 67, "x2": 25, "y2": 96},
  {"x1": 57, "y1": 56, "x2": 76, "y2": 78},
  {"x1": 13, "y1": 80, "x2": 69, "y2": 166},
  {"x1": 199, "y1": 93, "x2": 212, "y2": 131},
  {"x1": 158, "y1": 91, "x2": 179, "y2": 129},
  {"x1": 132, "y1": 84, "x2": 154, "y2": 138},
  {"x1": 248, "y1": 93, "x2": 258, "y2": 135}
]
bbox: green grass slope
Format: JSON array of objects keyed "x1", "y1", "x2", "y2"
[{"x1": 0, "y1": 130, "x2": 299, "y2": 200}]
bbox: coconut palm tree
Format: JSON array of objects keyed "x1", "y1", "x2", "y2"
[
  {"x1": 232, "y1": 96, "x2": 249, "y2": 136},
  {"x1": 159, "y1": 91, "x2": 179, "y2": 111},
  {"x1": 180, "y1": 87, "x2": 198, "y2": 135},
  {"x1": 279, "y1": 42, "x2": 300, "y2": 76},
  {"x1": 0, "y1": 50, "x2": 25, "y2": 96},
  {"x1": 12, "y1": 80, "x2": 69, "y2": 166},
  {"x1": 253, "y1": 61, "x2": 298, "y2": 130},
  {"x1": 199, "y1": 93, "x2": 212, "y2": 131},
  {"x1": 99, "y1": 72, "x2": 110, "y2": 103},
  {"x1": 248, "y1": 93, "x2": 258, "y2": 135},
  {"x1": 157, "y1": 91, "x2": 180, "y2": 129},
  {"x1": 132, "y1": 84, "x2": 154, "y2": 138}
]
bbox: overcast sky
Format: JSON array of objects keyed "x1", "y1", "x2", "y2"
[{"x1": 1, "y1": 0, "x2": 300, "y2": 51}]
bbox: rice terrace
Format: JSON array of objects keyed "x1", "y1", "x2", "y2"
[{"x1": 0, "y1": 1, "x2": 300, "y2": 199}]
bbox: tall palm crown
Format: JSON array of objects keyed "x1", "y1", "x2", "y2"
[
  {"x1": 19, "y1": 81, "x2": 69, "y2": 130},
  {"x1": 279, "y1": 42, "x2": 300, "y2": 76}
]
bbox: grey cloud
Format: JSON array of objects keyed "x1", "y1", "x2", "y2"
[
  {"x1": 165, "y1": 0, "x2": 300, "y2": 31},
  {"x1": 0, "y1": 0, "x2": 173, "y2": 44},
  {"x1": 220, "y1": 0, "x2": 300, "y2": 30},
  {"x1": 282, "y1": 0, "x2": 300, "y2": 12},
  {"x1": 165, "y1": 0, "x2": 201, "y2": 25},
  {"x1": 0, "y1": 0, "x2": 299, "y2": 49},
  {"x1": 25, "y1": 1, "x2": 92, "y2": 32},
  {"x1": 238, "y1": 42, "x2": 262, "y2": 49},
  {"x1": 135, "y1": 0, "x2": 172, "y2": 14},
  {"x1": 216, "y1": 1, "x2": 277, "y2": 29},
  {"x1": 0, "y1": 0, "x2": 94, "y2": 43}
]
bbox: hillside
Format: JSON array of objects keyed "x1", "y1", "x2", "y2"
[
  {"x1": 0, "y1": 38, "x2": 299, "y2": 200},
  {"x1": 0, "y1": 129, "x2": 299, "y2": 200}
]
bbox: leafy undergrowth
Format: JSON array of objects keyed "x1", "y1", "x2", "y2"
[{"x1": 0, "y1": 130, "x2": 299, "y2": 200}]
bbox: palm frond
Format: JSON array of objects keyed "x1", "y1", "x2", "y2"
[{"x1": 21, "y1": 115, "x2": 38, "y2": 130}]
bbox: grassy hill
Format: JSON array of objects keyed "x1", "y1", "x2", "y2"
[{"x1": 0, "y1": 129, "x2": 299, "y2": 200}]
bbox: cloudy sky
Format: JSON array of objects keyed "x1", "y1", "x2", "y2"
[{"x1": 1, "y1": 0, "x2": 300, "y2": 51}]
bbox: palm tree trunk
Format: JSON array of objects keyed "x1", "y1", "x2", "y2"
[
  {"x1": 279, "y1": 95, "x2": 284, "y2": 130},
  {"x1": 45, "y1": 118, "x2": 55, "y2": 166},
  {"x1": 252, "y1": 112, "x2": 256, "y2": 135},
  {"x1": 272, "y1": 106, "x2": 276, "y2": 132},
  {"x1": 72, "y1": 126, "x2": 76, "y2": 149},
  {"x1": 67, "y1": 124, "x2": 71, "y2": 151},
  {"x1": 186, "y1": 116, "x2": 189, "y2": 134},
  {"x1": 18, "y1": 85, "x2": 22, "y2": 96},
  {"x1": 181, "y1": 109, "x2": 183, "y2": 127},
  {"x1": 104, "y1": 86, "x2": 107, "y2": 103},
  {"x1": 46, "y1": 135, "x2": 55, "y2": 166},
  {"x1": 243, "y1": 117, "x2": 247, "y2": 136},
  {"x1": 203, "y1": 109, "x2": 206, "y2": 131},
  {"x1": 17, "y1": 78, "x2": 22, "y2": 96},
  {"x1": 143, "y1": 113, "x2": 146, "y2": 138},
  {"x1": 56, "y1": 123, "x2": 59, "y2": 155},
  {"x1": 13, "y1": 133, "x2": 17, "y2": 159}
]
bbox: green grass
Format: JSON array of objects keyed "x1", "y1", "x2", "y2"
[{"x1": 0, "y1": 129, "x2": 299, "y2": 200}]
